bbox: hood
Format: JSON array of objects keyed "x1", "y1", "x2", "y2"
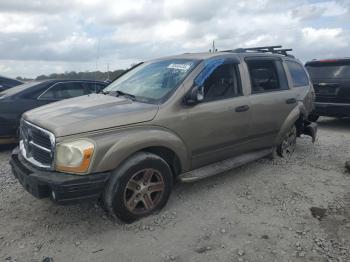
[{"x1": 23, "y1": 94, "x2": 159, "y2": 137}]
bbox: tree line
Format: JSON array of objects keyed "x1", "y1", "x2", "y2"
[{"x1": 16, "y1": 69, "x2": 126, "y2": 82}]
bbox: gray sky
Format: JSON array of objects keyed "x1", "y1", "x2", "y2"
[{"x1": 0, "y1": 0, "x2": 349, "y2": 78}]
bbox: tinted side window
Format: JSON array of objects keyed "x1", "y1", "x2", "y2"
[
  {"x1": 202, "y1": 63, "x2": 242, "y2": 102},
  {"x1": 286, "y1": 61, "x2": 309, "y2": 87},
  {"x1": 40, "y1": 82, "x2": 90, "y2": 100},
  {"x1": 82, "y1": 82, "x2": 106, "y2": 93},
  {"x1": 247, "y1": 60, "x2": 285, "y2": 93}
]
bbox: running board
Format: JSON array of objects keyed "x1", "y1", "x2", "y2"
[{"x1": 178, "y1": 148, "x2": 272, "y2": 182}]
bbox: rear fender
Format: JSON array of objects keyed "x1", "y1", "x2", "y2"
[
  {"x1": 275, "y1": 104, "x2": 318, "y2": 145},
  {"x1": 274, "y1": 106, "x2": 301, "y2": 146},
  {"x1": 302, "y1": 121, "x2": 318, "y2": 143}
]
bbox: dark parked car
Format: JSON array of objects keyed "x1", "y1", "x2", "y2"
[
  {"x1": 305, "y1": 58, "x2": 350, "y2": 121},
  {"x1": 0, "y1": 75, "x2": 23, "y2": 91},
  {"x1": 0, "y1": 79, "x2": 108, "y2": 144}
]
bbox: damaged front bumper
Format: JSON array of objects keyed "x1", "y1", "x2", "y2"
[{"x1": 10, "y1": 147, "x2": 111, "y2": 204}]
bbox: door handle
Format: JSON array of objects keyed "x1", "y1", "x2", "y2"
[
  {"x1": 235, "y1": 105, "x2": 250, "y2": 112},
  {"x1": 286, "y1": 98, "x2": 297, "y2": 104}
]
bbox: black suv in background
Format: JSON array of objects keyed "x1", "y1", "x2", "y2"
[
  {"x1": 0, "y1": 75, "x2": 23, "y2": 91},
  {"x1": 0, "y1": 79, "x2": 108, "y2": 144},
  {"x1": 305, "y1": 58, "x2": 350, "y2": 121}
]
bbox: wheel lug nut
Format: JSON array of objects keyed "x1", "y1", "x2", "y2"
[{"x1": 136, "y1": 186, "x2": 141, "y2": 190}]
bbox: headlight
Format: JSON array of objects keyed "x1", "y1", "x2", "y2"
[{"x1": 55, "y1": 140, "x2": 94, "y2": 174}]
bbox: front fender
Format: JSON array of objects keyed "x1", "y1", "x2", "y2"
[{"x1": 89, "y1": 126, "x2": 190, "y2": 173}]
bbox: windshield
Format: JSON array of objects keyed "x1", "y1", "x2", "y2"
[
  {"x1": 104, "y1": 59, "x2": 199, "y2": 103},
  {"x1": 306, "y1": 61, "x2": 350, "y2": 79}
]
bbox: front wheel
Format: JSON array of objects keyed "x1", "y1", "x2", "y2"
[
  {"x1": 277, "y1": 126, "x2": 297, "y2": 157},
  {"x1": 103, "y1": 152, "x2": 173, "y2": 223}
]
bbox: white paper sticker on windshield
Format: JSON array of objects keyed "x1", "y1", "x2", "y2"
[{"x1": 167, "y1": 63, "x2": 191, "y2": 71}]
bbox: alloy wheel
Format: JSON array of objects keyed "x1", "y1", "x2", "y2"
[{"x1": 123, "y1": 168, "x2": 165, "y2": 215}]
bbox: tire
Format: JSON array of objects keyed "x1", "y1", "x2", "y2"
[
  {"x1": 103, "y1": 152, "x2": 173, "y2": 223},
  {"x1": 277, "y1": 126, "x2": 297, "y2": 158},
  {"x1": 308, "y1": 114, "x2": 319, "y2": 122}
]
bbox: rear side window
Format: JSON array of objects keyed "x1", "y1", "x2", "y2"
[
  {"x1": 246, "y1": 59, "x2": 288, "y2": 93},
  {"x1": 286, "y1": 61, "x2": 309, "y2": 87},
  {"x1": 306, "y1": 61, "x2": 350, "y2": 79},
  {"x1": 39, "y1": 82, "x2": 91, "y2": 100},
  {"x1": 199, "y1": 63, "x2": 242, "y2": 102}
]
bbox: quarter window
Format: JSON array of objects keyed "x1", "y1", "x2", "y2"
[
  {"x1": 201, "y1": 63, "x2": 242, "y2": 102},
  {"x1": 286, "y1": 61, "x2": 309, "y2": 87},
  {"x1": 246, "y1": 60, "x2": 287, "y2": 93}
]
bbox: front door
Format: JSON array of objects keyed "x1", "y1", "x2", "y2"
[{"x1": 184, "y1": 59, "x2": 253, "y2": 169}]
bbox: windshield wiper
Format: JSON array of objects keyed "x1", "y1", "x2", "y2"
[{"x1": 115, "y1": 90, "x2": 136, "y2": 101}]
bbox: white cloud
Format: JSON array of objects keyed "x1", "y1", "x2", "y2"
[
  {"x1": 0, "y1": 13, "x2": 47, "y2": 33},
  {"x1": 0, "y1": 0, "x2": 349, "y2": 78},
  {"x1": 302, "y1": 27, "x2": 346, "y2": 47},
  {"x1": 292, "y1": 1, "x2": 347, "y2": 20}
]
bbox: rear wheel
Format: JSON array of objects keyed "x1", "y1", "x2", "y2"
[
  {"x1": 103, "y1": 152, "x2": 173, "y2": 223},
  {"x1": 277, "y1": 126, "x2": 297, "y2": 157}
]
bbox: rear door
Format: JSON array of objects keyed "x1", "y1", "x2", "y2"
[
  {"x1": 305, "y1": 60, "x2": 350, "y2": 104},
  {"x1": 245, "y1": 57, "x2": 297, "y2": 148}
]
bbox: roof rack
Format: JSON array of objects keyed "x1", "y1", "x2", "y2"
[{"x1": 223, "y1": 45, "x2": 294, "y2": 58}]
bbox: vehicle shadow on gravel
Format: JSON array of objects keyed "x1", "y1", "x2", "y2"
[{"x1": 318, "y1": 117, "x2": 350, "y2": 131}]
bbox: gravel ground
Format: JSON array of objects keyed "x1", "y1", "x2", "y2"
[{"x1": 0, "y1": 117, "x2": 350, "y2": 262}]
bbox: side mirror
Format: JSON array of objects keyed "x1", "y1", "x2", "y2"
[{"x1": 184, "y1": 85, "x2": 204, "y2": 106}]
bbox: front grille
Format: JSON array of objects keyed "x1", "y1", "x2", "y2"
[
  {"x1": 32, "y1": 146, "x2": 52, "y2": 165},
  {"x1": 20, "y1": 120, "x2": 55, "y2": 169},
  {"x1": 31, "y1": 129, "x2": 52, "y2": 149}
]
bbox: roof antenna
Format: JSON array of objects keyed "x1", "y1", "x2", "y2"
[{"x1": 209, "y1": 40, "x2": 218, "y2": 53}]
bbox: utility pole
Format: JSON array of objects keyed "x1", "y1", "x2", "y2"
[{"x1": 209, "y1": 40, "x2": 218, "y2": 53}]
